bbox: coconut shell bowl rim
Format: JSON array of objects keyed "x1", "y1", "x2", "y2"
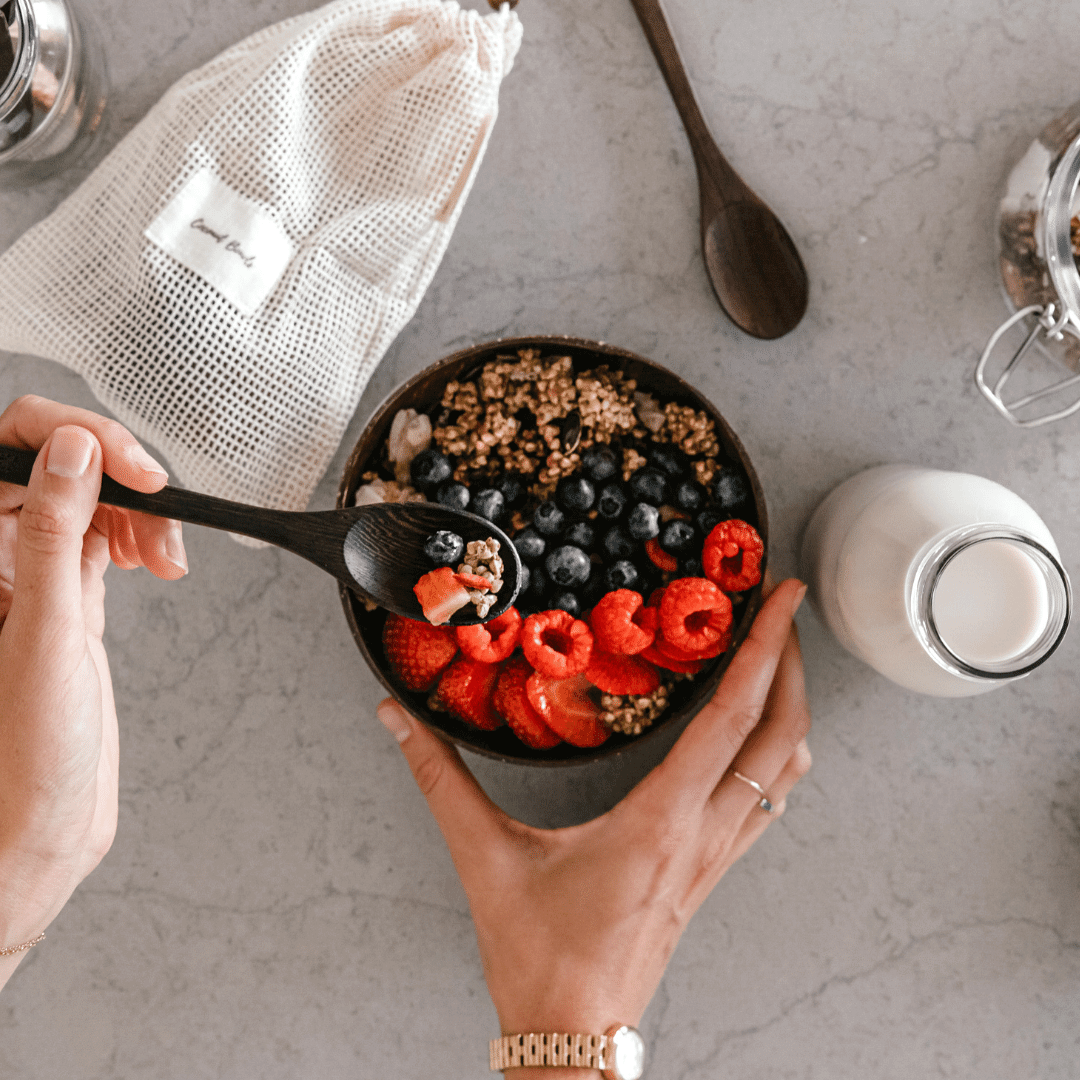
[{"x1": 337, "y1": 335, "x2": 768, "y2": 767}]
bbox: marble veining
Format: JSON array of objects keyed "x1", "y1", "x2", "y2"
[{"x1": 2, "y1": 0, "x2": 1080, "y2": 1077}]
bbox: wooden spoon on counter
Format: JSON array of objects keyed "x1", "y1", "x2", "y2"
[
  {"x1": 628, "y1": 0, "x2": 808, "y2": 339},
  {"x1": 0, "y1": 445, "x2": 521, "y2": 626}
]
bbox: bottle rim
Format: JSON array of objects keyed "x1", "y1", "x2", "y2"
[{"x1": 908, "y1": 524, "x2": 1072, "y2": 681}]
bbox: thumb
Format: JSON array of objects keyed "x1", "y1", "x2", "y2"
[
  {"x1": 376, "y1": 698, "x2": 511, "y2": 872},
  {"x1": 7, "y1": 426, "x2": 102, "y2": 652}
]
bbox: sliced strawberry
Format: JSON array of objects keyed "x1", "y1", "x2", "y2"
[
  {"x1": 645, "y1": 537, "x2": 679, "y2": 572},
  {"x1": 526, "y1": 672, "x2": 610, "y2": 748},
  {"x1": 456, "y1": 606, "x2": 522, "y2": 663},
  {"x1": 414, "y1": 567, "x2": 472, "y2": 625},
  {"x1": 585, "y1": 648, "x2": 661, "y2": 695},
  {"x1": 436, "y1": 656, "x2": 503, "y2": 730},
  {"x1": 382, "y1": 613, "x2": 459, "y2": 691},
  {"x1": 640, "y1": 643, "x2": 703, "y2": 674},
  {"x1": 454, "y1": 571, "x2": 493, "y2": 592},
  {"x1": 493, "y1": 656, "x2": 561, "y2": 749}
]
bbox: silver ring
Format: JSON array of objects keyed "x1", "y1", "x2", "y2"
[{"x1": 732, "y1": 770, "x2": 774, "y2": 813}]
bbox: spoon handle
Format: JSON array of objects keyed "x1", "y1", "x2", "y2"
[
  {"x1": 627, "y1": 0, "x2": 742, "y2": 198},
  {"x1": 0, "y1": 444, "x2": 347, "y2": 577}
]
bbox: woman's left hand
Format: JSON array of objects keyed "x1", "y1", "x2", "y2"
[{"x1": 0, "y1": 396, "x2": 187, "y2": 990}]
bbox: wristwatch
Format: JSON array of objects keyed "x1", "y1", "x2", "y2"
[{"x1": 489, "y1": 1024, "x2": 645, "y2": 1079}]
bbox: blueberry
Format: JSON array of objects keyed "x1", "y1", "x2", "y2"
[
  {"x1": 681, "y1": 557, "x2": 704, "y2": 579},
  {"x1": 556, "y1": 475, "x2": 596, "y2": 514},
  {"x1": 659, "y1": 520, "x2": 697, "y2": 557},
  {"x1": 551, "y1": 591, "x2": 581, "y2": 618},
  {"x1": 545, "y1": 545, "x2": 592, "y2": 588},
  {"x1": 423, "y1": 530, "x2": 464, "y2": 567},
  {"x1": 627, "y1": 502, "x2": 660, "y2": 540},
  {"x1": 604, "y1": 560, "x2": 640, "y2": 591},
  {"x1": 714, "y1": 470, "x2": 752, "y2": 513},
  {"x1": 564, "y1": 521, "x2": 596, "y2": 550},
  {"x1": 596, "y1": 483, "x2": 628, "y2": 520},
  {"x1": 514, "y1": 527, "x2": 546, "y2": 563},
  {"x1": 601, "y1": 526, "x2": 637, "y2": 561},
  {"x1": 410, "y1": 448, "x2": 452, "y2": 490},
  {"x1": 435, "y1": 480, "x2": 470, "y2": 512},
  {"x1": 696, "y1": 506, "x2": 726, "y2": 538},
  {"x1": 582, "y1": 445, "x2": 618, "y2": 483},
  {"x1": 497, "y1": 473, "x2": 527, "y2": 509},
  {"x1": 674, "y1": 480, "x2": 706, "y2": 514},
  {"x1": 629, "y1": 467, "x2": 669, "y2": 506},
  {"x1": 650, "y1": 444, "x2": 689, "y2": 479},
  {"x1": 472, "y1": 488, "x2": 505, "y2": 523},
  {"x1": 534, "y1": 501, "x2": 566, "y2": 536}
]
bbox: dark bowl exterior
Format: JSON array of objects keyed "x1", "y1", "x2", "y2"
[{"x1": 337, "y1": 336, "x2": 768, "y2": 766}]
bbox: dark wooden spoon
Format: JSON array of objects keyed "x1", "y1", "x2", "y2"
[
  {"x1": 628, "y1": 0, "x2": 808, "y2": 339},
  {"x1": 0, "y1": 446, "x2": 521, "y2": 626}
]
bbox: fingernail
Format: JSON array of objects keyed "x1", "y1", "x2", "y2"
[
  {"x1": 125, "y1": 442, "x2": 168, "y2": 481},
  {"x1": 164, "y1": 522, "x2": 188, "y2": 575},
  {"x1": 791, "y1": 583, "x2": 808, "y2": 615},
  {"x1": 46, "y1": 427, "x2": 95, "y2": 478},
  {"x1": 377, "y1": 701, "x2": 413, "y2": 744}
]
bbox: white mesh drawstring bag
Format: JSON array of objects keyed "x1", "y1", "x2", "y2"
[{"x1": 0, "y1": 0, "x2": 521, "y2": 515}]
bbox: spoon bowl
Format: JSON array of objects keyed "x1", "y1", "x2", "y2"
[
  {"x1": 629, "y1": 0, "x2": 808, "y2": 339},
  {"x1": 0, "y1": 445, "x2": 520, "y2": 625},
  {"x1": 703, "y1": 201, "x2": 809, "y2": 341}
]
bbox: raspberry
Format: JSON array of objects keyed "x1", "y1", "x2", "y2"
[
  {"x1": 659, "y1": 577, "x2": 734, "y2": 652},
  {"x1": 585, "y1": 648, "x2": 661, "y2": 695},
  {"x1": 645, "y1": 537, "x2": 678, "y2": 572},
  {"x1": 702, "y1": 519, "x2": 764, "y2": 593},
  {"x1": 639, "y1": 643, "x2": 703, "y2": 674},
  {"x1": 382, "y1": 613, "x2": 459, "y2": 691},
  {"x1": 436, "y1": 656, "x2": 503, "y2": 730},
  {"x1": 493, "y1": 656, "x2": 561, "y2": 749},
  {"x1": 521, "y1": 610, "x2": 594, "y2": 678},
  {"x1": 456, "y1": 606, "x2": 522, "y2": 663},
  {"x1": 654, "y1": 625, "x2": 730, "y2": 661},
  {"x1": 634, "y1": 605, "x2": 660, "y2": 634},
  {"x1": 589, "y1": 590, "x2": 656, "y2": 655}
]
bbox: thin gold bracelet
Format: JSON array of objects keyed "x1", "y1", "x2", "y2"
[{"x1": 0, "y1": 932, "x2": 45, "y2": 957}]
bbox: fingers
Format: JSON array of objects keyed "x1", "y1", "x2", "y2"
[
  {"x1": 0, "y1": 395, "x2": 168, "y2": 493},
  {"x1": 641, "y1": 578, "x2": 807, "y2": 807},
  {"x1": 1, "y1": 397, "x2": 187, "y2": 580},
  {"x1": 4, "y1": 427, "x2": 103, "y2": 666},
  {"x1": 375, "y1": 699, "x2": 510, "y2": 873},
  {"x1": 726, "y1": 738, "x2": 812, "y2": 865},
  {"x1": 680, "y1": 738, "x2": 812, "y2": 915},
  {"x1": 706, "y1": 624, "x2": 810, "y2": 823}
]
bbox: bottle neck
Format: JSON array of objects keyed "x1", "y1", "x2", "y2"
[{"x1": 908, "y1": 524, "x2": 1071, "y2": 682}]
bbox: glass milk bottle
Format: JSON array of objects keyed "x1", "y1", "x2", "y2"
[{"x1": 800, "y1": 465, "x2": 1071, "y2": 697}]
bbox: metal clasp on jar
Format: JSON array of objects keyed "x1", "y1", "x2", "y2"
[{"x1": 975, "y1": 302, "x2": 1080, "y2": 427}]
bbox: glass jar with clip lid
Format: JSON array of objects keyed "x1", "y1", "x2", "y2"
[{"x1": 0, "y1": 0, "x2": 107, "y2": 187}]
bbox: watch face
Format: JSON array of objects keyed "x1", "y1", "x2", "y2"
[{"x1": 608, "y1": 1025, "x2": 645, "y2": 1080}]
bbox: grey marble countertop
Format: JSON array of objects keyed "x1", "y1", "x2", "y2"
[{"x1": 3, "y1": 1, "x2": 1080, "y2": 1077}]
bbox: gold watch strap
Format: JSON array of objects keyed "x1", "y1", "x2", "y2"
[{"x1": 490, "y1": 1032, "x2": 610, "y2": 1071}]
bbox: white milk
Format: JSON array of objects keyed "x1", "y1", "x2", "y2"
[{"x1": 800, "y1": 465, "x2": 1070, "y2": 696}]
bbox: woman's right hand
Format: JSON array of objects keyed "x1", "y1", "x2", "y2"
[
  {"x1": 0, "y1": 395, "x2": 187, "y2": 992},
  {"x1": 378, "y1": 578, "x2": 811, "y2": 1077}
]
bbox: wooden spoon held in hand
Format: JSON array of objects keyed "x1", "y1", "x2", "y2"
[
  {"x1": 0, "y1": 445, "x2": 521, "y2": 626},
  {"x1": 628, "y1": 0, "x2": 808, "y2": 340}
]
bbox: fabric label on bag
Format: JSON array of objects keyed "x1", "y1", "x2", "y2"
[{"x1": 145, "y1": 168, "x2": 295, "y2": 316}]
